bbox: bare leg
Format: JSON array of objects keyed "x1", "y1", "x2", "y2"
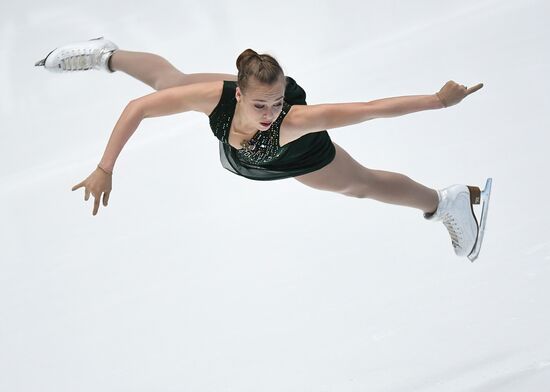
[
  {"x1": 294, "y1": 142, "x2": 439, "y2": 214},
  {"x1": 109, "y1": 50, "x2": 237, "y2": 91}
]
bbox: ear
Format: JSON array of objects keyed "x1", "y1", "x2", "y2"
[{"x1": 235, "y1": 87, "x2": 242, "y2": 102}]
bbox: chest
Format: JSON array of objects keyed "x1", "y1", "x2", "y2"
[{"x1": 226, "y1": 107, "x2": 297, "y2": 151}]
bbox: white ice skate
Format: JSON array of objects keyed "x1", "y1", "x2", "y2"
[
  {"x1": 424, "y1": 178, "x2": 492, "y2": 262},
  {"x1": 34, "y1": 36, "x2": 118, "y2": 73}
]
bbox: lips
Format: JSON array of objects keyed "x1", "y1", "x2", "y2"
[{"x1": 261, "y1": 121, "x2": 271, "y2": 127}]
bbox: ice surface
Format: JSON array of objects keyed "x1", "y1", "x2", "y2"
[{"x1": 1, "y1": 0, "x2": 549, "y2": 391}]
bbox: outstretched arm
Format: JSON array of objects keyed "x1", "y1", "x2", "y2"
[
  {"x1": 285, "y1": 80, "x2": 483, "y2": 135},
  {"x1": 98, "y1": 82, "x2": 218, "y2": 172},
  {"x1": 71, "y1": 82, "x2": 218, "y2": 216},
  {"x1": 286, "y1": 94, "x2": 442, "y2": 135}
]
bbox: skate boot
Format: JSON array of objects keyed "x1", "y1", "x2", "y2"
[
  {"x1": 34, "y1": 36, "x2": 118, "y2": 73},
  {"x1": 424, "y1": 178, "x2": 492, "y2": 262}
]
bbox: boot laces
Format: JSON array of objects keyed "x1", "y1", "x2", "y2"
[
  {"x1": 60, "y1": 48, "x2": 102, "y2": 71},
  {"x1": 441, "y1": 212, "x2": 463, "y2": 249}
]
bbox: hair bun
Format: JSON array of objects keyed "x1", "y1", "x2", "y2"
[
  {"x1": 236, "y1": 48, "x2": 261, "y2": 72},
  {"x1": 235, "y1": 48, "x2": 285, "y2": 94}
]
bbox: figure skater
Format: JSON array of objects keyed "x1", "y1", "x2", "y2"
[{"x1": 35, "y1": 37, "x2": 492, "y2": 261}]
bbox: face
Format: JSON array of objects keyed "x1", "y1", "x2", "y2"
[{"x1": 236, "y1": 76, "x2": 286, "y2": 130}]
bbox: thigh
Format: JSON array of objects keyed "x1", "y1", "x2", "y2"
[
  {"x1": 180, "y1": 72, "x2": 238, "y2": 85},
  {"x1": 157, "y1": 71, "x2": 238, "y2": 90},
  {"x1": 293, "y1": 142, "x2": 375, "y2": 197}
]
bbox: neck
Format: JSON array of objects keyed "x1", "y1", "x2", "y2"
[{"x1": 233, "y1": 102, "x2": 258, "y2": 136}]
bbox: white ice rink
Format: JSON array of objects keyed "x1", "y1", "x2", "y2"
[{"x1": 1, "y1": 0, "x2": 550, "y2": 390}]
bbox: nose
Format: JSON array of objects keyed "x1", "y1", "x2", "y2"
[{"x1": 263, "y1": 106, "x2": 280, "y2": 119}]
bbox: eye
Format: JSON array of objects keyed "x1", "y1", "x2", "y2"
[{"x1": 255, "y1": 102, "x2": 283, "y2": 109}]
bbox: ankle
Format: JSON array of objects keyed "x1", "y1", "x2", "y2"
[
  {"x1": 106, "y1": 51, "x2": 117, "y2": 72},
  {"x1": 423, "y1": 189, "x2": 440, "y2": 217},
  {"x1": 107, "y1": 55, "x2": 114, "y2": 72}
]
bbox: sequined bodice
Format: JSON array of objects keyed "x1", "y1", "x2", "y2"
[{"x1": 208, "y1": 80, "x2": 290, "y2": 166}]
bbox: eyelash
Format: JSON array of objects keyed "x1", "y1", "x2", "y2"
[{"x1": 255, "y1": 102, "x2": 283, "y2": 109}]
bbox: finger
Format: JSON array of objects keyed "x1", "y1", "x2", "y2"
[
  {"x1": 93, "y1": 197, "x2": 100, "y2": 216},
  {"x1": 466, "y1": 83, "x2": 484, "y2": 95},
  {"x1": 72, "y1": 181, "x2": 84, "y2": 191},
  {"x1": 103, "y1": 191, "x2": 110, "y2": 206},
  {"x1": 85, "y1": 188, "x2": 90, "y2": 201}
]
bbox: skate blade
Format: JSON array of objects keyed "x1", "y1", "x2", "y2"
[
  {"x1": 468, "y1": 178, "x2": 492, "y2": 262},
  {"x1": 34, "y1": 49, "x2": 55, "y2": 67}
]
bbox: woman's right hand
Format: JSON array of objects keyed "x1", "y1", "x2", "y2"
[{"x1": 71, "y1": 165, "x2": 113, "y2": 216}]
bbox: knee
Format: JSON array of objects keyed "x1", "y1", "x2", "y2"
[
  {"x1": 152, "y1": 80, "x2": 165, "y2": 91},
  {"x1": 342, "y1": 184, "x2": 372, "y2": 199},
  {"x1": 341, "y1": 169, "x2": 380, "y2": 198},
  {"x1": 153, "y1": 71, "x2": 188, "y2": 91}
]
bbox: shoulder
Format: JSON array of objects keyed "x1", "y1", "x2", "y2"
[
  {"x1": 283, "y1": 76, "x2": 307, "y2": 105},
  {"x1": 279, "y1": 103, "x2": 311, "y2": 145},
  {"x1": 281, "y1": 103, "x2": 305, "y2": 132},
  {"x1": 162, "y1": 80, "x2": 234, "y2": 117},
  {"x1": 181, "y1": 80, "x2": 230, "y2": 117}
]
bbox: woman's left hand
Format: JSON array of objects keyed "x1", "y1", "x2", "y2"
[{"x1": 436, "y1": 80, "x2": 484, "y2": 108}]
